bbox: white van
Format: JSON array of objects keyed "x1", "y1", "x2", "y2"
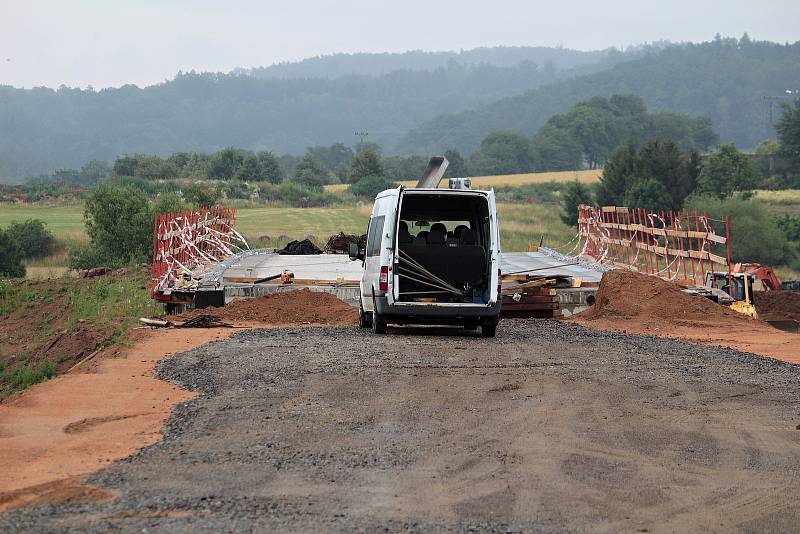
[{"x1": 350, "y1": 184, "x2": 501, "y2": 337}]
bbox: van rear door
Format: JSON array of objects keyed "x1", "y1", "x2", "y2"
[{"x1": 487, "y1": 189, "x2": 500, "y2": 305}]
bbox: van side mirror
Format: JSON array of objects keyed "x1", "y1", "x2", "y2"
[{"x1": 348, "y1": 242, "x2": 364, "y2": 261}]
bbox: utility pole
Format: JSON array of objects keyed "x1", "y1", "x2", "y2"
[
  {"x1": 354, "y1": 131, "x2": 369, "y2": 151},
  {"x1": 763, "y1": 90, "x2": 800, "y2": 130}
]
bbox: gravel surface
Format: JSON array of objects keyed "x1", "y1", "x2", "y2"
[{"x1": 3, "y1": 320, "x2": 800, "y2": 533}]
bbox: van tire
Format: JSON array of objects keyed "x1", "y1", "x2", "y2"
[
  {"x1": 480, "y1": 319, "x2": 497, "y2": 338},
  {"x1": 358, "y1": 302, "x2": 372, "y2": 328},
  {"x1": 372, "y1": 311, "x2": 387, "y2": 334}
]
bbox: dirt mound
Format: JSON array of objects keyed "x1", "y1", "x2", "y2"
[
  {"x1": 576, "y1": 270, "x2": 750, "y2": 328},
  {"x1": 753, "y1": 291, "x2": 800, "y2": 322},
  {"x1": 182, "y1": 289, "x2": 358, "y2": 326}
]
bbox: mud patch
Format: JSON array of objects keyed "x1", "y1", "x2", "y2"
[
  {"x1": 64, "y1": 413, "x2": 146, "y2": 434},
  {"x1": 0, "y1": 478, "x2": 114, "y2": 511}
]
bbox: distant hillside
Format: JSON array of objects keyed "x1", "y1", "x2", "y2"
[
  {"x1": 0, "y1": 46, "x2": 636, "y2": 182},
  {"x1": 397, "y1": 37, "x2": 800, "y2": 154},
  {"x1": 239, "y1": 46, "x2": 626, "y2": 79}
]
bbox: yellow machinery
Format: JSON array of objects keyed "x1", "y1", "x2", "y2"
[{"x1": 705, "y1": 271, "x2": 759, "y2": 319}]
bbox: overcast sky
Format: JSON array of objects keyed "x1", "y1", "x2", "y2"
[{"x1": 1, "y1": 0, "x2": 798, "y2": 89}]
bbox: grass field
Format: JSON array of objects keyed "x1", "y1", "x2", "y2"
[
  {"x1": 324, "y1": 169, "x2": 602, "y2": 193},
  {"x1": 0, "y1": 205, "x2": 85, "y2": 240}
]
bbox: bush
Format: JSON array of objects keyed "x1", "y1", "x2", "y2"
[
  {"x1": 774, "y1": 213, "x2": 800, "y2": 243},
  {"x1": 152, "y1": 192, "x2": 189, "y2": 215},
  {"x1": 183, "y1": 183, "x2": 222, "y2": 208},
  {"x1": 0, "y1": 229, "x2": 26, "y2": 278},
  {"x1": 69, "y1": 185, "x2": 153, "y2": 269},
  {"x1": 267, "y1": 182, "x2": 336, "y2": 207},
  {"x1": 348, "y1": 175, "x2": 397, "y2": 198},
  {"x1": 684, "y1": 195, "x2": 798, "y2": 267},
  {"x1": 4, "y1": 219, "x2": 56, "y2": 259}
]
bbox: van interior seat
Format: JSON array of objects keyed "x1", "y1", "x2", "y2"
[
  {"x1": 427, "y1": 230, "x2": 446, "y2": 245},
  {"x1": 399, "y1": 242, "x2": 486, "y2": 288},
  {"x1": 430, "y1": 222, "x2": 447, "y2": 235},
  {"x1": 460, "y1": 229, "x2": 478, "y2": 245},
  {"x1": 398, "y1": 229, "x2": 413, "y2": 244}
]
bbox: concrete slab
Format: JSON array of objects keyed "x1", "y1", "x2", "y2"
[{"x1": 500, "y1": 251, "x2": 603, "y2": 282}]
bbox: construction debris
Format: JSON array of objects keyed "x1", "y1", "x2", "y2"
[
  {"x1": 275, "y1": 239, "x2": 321, "y2": 255},
  {"x1": 324, "y1": 232, "x2": 367, "y2": 254},
  {"x1": 177, "y1": 315, "x2": 233, "y2": 328}
]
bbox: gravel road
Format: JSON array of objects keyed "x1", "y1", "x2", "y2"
[{"x1": 3, "y1": 320, "x2": 800, "y2": 533}]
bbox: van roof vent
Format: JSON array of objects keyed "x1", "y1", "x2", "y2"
[{"x1": 448, "y1": 177, "x2": 471, "y2": 190}]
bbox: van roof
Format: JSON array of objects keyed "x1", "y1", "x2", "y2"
[{"x1": 376, "y1": 187, "x2": 492, "y2": 199}]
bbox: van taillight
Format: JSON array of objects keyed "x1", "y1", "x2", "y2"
[{"x1": 379, "y1": 266, "x2": 389, "y2": 292}]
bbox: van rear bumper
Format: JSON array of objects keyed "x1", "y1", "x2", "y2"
[{"x1": 375, "y1": 296, "x2": 501, "y2": 325}]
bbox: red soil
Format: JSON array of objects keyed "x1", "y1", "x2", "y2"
[{"x1": 179, "y1": 288, "x2": 358, "y2": 326}]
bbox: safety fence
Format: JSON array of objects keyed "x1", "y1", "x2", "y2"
[
  {"x1": 151, "y1": 207, "x2": 249, "y2": 297},
  {"x1": 576, "y1": 205, "x2": 731, "y2": 286}
]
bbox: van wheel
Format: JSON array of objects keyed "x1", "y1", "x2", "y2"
[
  {"x1": 480, "y1": 319, "x2": 497, "y2": 338},
  {"x1": 372, "y1": 312, "x2": 387, "y2": 334},
  {"x1": 358, "y1": 302, "x2": 372, "y2": 328}
]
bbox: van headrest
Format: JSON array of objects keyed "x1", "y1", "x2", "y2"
[
  {"x1": 427, "y1": 230, "x2": 446, "y2": 245},
  {"x1": 460, "y1": 229, "x2": 478, "y2": 245},
  {"x1": 430, "y1": 222, "x2": 447, "y2": 235},
  {"x1": 454, "y1": 225, "x2": 469, "y2": 238}
]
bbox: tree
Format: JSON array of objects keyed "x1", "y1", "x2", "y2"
[
  {"x1": 79, "y1": 160, "x2": 110, "y2": 185},
  {"x1": 623, "y1": 178, "x2": 673, "y2": 212},
  {"x1": 233, "y1": 154, "x2": 262, "y2": 182},
  {"x1": 209, "y1": 148, "x2": 246, "y2": 180},
  {"x1": 256, "y1": 151, "x2": 283, "y2": 184},
  {"x1": 470, "y1": 131, "x2": 533, "y2": 175},
  {"x1": 348, "y1": 175, "x2": 398, "y2": 198},
  {"x1": 5, "y1": 219, "x2": 56, "y2": 259},
  {"x1": 349, "y1": 149, "x2": 383, "y2": 183},
  {"x1": 113, "y1": 154, "x2": 138, "y2": 177},
  {"x1": 597, "y1": 142, "x2": 638, "y2": 206},
  {"x1": 133, "y1": 155, "x2": 177, "y2": 180},
  {"x1": 777, "y1": 98, "x2": 800, "y2": 164},
  {"x1": 0, "y1": 229, "x2": 26, "y2": 278},
  {"x1": 70, "y1": 185, "x2": 153, "y2": 268},
  {"x1": 637, "y1": 139, "x2": 695, "y2": 210},
  {"x1": 443, "y1": 148, "x2": 469, "y2": 177},
  {"x1": 530, "y1": 124, "x2": 583, "y2": 171},
  {"x1": 697, "y1": 144, "x2": 758, "y2": 198},
  {"x1": 560, "y1": 181, "x2": 594, "y2": 226},
  {"x1": 293, "y1": 154, "x2": 328, "y2": 190}
]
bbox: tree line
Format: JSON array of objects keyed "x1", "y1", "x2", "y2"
[
  {"x1": 559, "y1": 98, "x2": 800, "y2": 268},
  {"x1": 399, "y1": 36, "x2": 800, "y2": 154}
]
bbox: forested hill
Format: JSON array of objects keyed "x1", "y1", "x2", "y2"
[
  {"x1": 397, "y1": 37, "x2": 800, "y2": 154},
  {"x1": 0, "y1": 46, "x2": 635, "y2": 182},
  {"x1": 239, "y1": 46, "x2": 627, "y2": 79}
]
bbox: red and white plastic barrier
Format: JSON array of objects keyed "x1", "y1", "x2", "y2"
[
  {"x1": 577, "y1": 205, "x2": 731, "y2": 285},
  {"x1": 151, "y1": 207, "x2": 248, "y2": 298}
]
